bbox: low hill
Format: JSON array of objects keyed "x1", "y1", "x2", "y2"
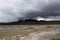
[{"x1": 0, "y1": 20, "x2": 60, "y2": 25}]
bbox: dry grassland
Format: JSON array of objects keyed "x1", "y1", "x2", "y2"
[{"x1": 0, "y1": 25, "x2": 60, "y2": 40}]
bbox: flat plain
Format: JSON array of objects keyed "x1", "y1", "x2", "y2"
[{"x1": 0, "y1": 24, "x2": 60, "y2": 40}]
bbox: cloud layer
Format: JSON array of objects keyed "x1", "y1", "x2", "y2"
[{"x1": 0, "y1": 0, "x2": 60, "y2": 23}]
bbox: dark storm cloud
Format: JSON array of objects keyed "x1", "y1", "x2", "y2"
[
  {"x1": 24, "y1": 0, "x2": 60, "y2": 21},
  {"x1": 0, "y1": 0, "x2": 60, "y2": 23}
]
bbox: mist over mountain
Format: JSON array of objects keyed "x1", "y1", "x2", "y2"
[{"x1": 0, "y1": 0, "x2": 60, "y2": 23}]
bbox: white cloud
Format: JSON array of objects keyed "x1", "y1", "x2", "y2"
[{"x1": 0, "y1": 0, "x2": 49, "y2": 23}]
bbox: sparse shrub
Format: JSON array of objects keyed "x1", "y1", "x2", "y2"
[
  {"x1": 28, "y1": 26, "x2": 34, "y2": 29},
  {"x1": 47, "y1": 26, "x2": 50, "y2": 28},
  {"x1": 52, "y1": 38, "x2": 60, "y2": 40}
]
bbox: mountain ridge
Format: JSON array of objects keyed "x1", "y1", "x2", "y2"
[{"x1": 0, "y1": 19, "x2": 60, "y2": 25}]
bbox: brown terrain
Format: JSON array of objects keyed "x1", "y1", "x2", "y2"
[{"x1": 0, "y1": 22, "x2": 60, "y2": 40}]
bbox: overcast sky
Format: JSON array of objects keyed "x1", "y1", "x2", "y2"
[{"x1": 0, "y1": 0, "x2": 60, "y2": 23}]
